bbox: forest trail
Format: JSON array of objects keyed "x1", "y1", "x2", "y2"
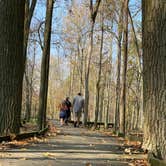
[{"x1": 0, "y1": 120, "x2": 147, "y2": 166}]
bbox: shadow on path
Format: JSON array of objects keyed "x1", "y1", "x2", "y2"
[{"x1": 0, "y1": 120, "x2": 147, "y2": 166}]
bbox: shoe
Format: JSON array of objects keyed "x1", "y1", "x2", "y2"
[{"x1": 74, "y1": 122, "x2": 77, "y2": 127}]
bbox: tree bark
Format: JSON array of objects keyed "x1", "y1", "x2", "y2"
[
  {"x1": 105, "y1": 69, "x2": 111, "y2": 129},
  {"x1": 128, "y1": 7, "x2": 143, "y2": 130},
  {"x1": 25, "y1": 70, "x2": 31, "y2": 122},
  {"x1": 0, "y1": 0, "x2": 25, "y2": 135},
  {"x1": 120, "y1": 0, "x2": 129, "y2": 136},
  {"x1": 114, "y1": 1, "x2": 124, "y2": 133},
  {"x1": 83, "y1": 0, "x2": 101, "y2": 126},
  {"x1": 24, "y1": 0, "x2": 37, "y2": 122},
  {"x1": 38, "y1": 0, "x2": 54, "y2": 130},
  {"x1": 94, "y1": 14, "x2": 104, "y2": 128},
  {"x1": 142, "y1": 0, "x2": 166, "y2": 160},
  {"x1": 99, "y1": 84, "x2": 104, "y2": 122},
  {"x1": 79, "y1": 48, "x2": 84, "y2": 93},
  {"x1": 24, "y1": 0, "x2": 37, "y2": 64},
  {"x1": 24, "y1": 42, "x2": 36, "y2": 122}
]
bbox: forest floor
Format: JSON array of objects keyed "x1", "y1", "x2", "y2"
[{"x1": 0, "y1": 120, "x2": 148, "y2": 166}]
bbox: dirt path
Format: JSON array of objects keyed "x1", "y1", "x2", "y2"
[{"x1": 0, "y1": 120, "x2": 147, "y2": 166}]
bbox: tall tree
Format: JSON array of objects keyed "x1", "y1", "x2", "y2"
[
  {"x1": 142, "y1": 0, "x2": 166, "y2": 160},
  {"x1": 94, "y1": 11, "x2": 104, "y2": 128},
  {"x1": 0, "y1": 0, "x2": 25, "y2": 135},
  {"x1": 24, "y1": 0, "x2": 37, "y2": 122},
  {"x1": 83, "y1": 0, "x2": 101, "y2": 125},
  {"x1": 114, "y1": 0, "x2": 124, "y2": 133},
  {"x1": 128, "y1": 7, "x2": 143, "y2": 130},
  {"x1": 24, "y1": 41, "x2": 36, "y2": 122},
  {"x1": 38, "y1": 0, "x2": 54, "y2": 130},
  {"x1": 120, "y1": 0, "x2": 129, "y2": 136},
  {"x1": 24, "y1": 0, "x2": 37, "y2": 64}
]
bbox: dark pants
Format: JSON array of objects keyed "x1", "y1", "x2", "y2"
[{"x1": 65, "y1": 110, "x2": 71, "y2": 124}]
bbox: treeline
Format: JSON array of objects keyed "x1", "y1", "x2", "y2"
[{"x1": 0, "y1": 0, "x2": 165, "y2": 160}]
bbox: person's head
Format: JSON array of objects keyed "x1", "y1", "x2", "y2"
[
  {"x1": 61, "y1": 100, "x2": 66, "y2": 107},
  {"x1": 78, "y1": 92, "x2": 82, "y2": 96},
  {"x1": 66, "y1": 97, "x2": 69, "y2": 101}
]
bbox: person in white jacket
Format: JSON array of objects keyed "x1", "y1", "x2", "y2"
[{"x1": 73, "y1": 93, "x2": 84, "y2": 127}]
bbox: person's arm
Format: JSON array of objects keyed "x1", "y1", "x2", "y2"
[
  {"x1": 82, "y1": 99, "x2": 84, "y2": 112},
  {"x1": 67, "y1": 101, "x2": 72, "y2": 109},
  {"x1": 71, "y1": 98, "x2": 75, "y2": 112},
  {"x1": 73, "y1": 97, "x2": 75, "y2": 106},
  {"x1": 64, "y1": 105, "x2": 68, "y2": 110}
]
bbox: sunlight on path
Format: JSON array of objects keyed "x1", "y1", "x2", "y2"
[{"x1": 0, "y1": 120, "x2": 147, "y2": 166}]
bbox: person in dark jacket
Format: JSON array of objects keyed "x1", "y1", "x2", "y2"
[{"x1": 65, "y1": 97, "x2": 72, "y2": 124}]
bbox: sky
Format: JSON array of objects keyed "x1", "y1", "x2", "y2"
[
  {"x1": 30, "y1": 0, "x2": 69, "y2": 60},
  {"x1": 29, "y1": 0, "x2": 142, "y2": 63}
]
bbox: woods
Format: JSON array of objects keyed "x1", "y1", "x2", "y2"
[{"x1": 0, "y1": 0, "x2": 165, "y2": 163}]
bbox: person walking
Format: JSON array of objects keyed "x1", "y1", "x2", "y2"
[
  {"x1": 73, "y1": 93, "x2": 84, "y2": 127},
  {"x1": 59, "y1": 100, "x2": 67, "y2": 126},
  {"x1": 65, "y1": 97, "x2": 72, "y2": 124}
]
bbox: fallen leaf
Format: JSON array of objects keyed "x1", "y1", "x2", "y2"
[
  {"x1": 20, "y1": 148, "x2": 27, "y2": 151},
  {"x1": 43, "y1": 152, "x2": 50, "y2": 157},
  {"x1": 86, "y1": 163, "x2": 92, "y2": 166},
  {"x1": 43, "y1": 152, "x2": 56, "y2": 159}
]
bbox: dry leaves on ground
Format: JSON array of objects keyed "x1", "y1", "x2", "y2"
[
  {"x1": 129, "y1": 159, "x2": 149, "y2": 166},
  {"x1": 0, "y1": 140, "x2": 29, "y2": 150},
  {"x1": 43, "y1": 152, "x2": 57, "y2": 159},
  {"x1": 0, "y1": 136, "x2": 49, "y2": 150},
  {"x1": 20, "y1": 123, "x2": 38, "y2": 133}
]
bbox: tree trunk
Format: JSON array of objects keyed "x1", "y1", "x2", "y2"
[
  {"x1": 76, "y1": 38, "x2": 84, "y2": 94},
  {"x1": 114, "y1": 1, "x2": 124, "y2": 134},
  {"x1": 105, "y1": 100, "x2": 109, "y2": 129},
  {"x1": 83, "y1": 21, "x2": 94, "y2": 126},
  {"x1": 38, "y1": 0, "x2": 54, "y2": 130},
  {"x1": 24, "y1": 0, "x2": 37, "y2": 67},
  {"x1": 120, "y1": 0, "x2": 129, "y2": 136},
  {"x1": 128, "y1": 7, "x2": 143, "y2": 130},
  {"x1": 0, "y1": 0, "x2": 25, "y2": 135},
  {"x1": 83, "y1": 0, "x2": 101, "y2": 126},
  {"x1": 79, "y1": 48, "x2": 84, "y2": 93},
  {"x1": 99, "y1": 85, "x2": 104, "y2": 122},
  {"x1": 94, "y1": 14, "x2": 104, "y2": 128},
  {"x1": 105, "y1": 73, "x2": 111, "y2": 129},
  {"x1": 142, "y1": 0, "x2": 166, "y2": 160},
  {"x1": 24, "y1": 0, "x2": 37, "y2": 122},
  {"x1": 25, "y1": 72, "x2": 31, "y2": 122},
  {"x1": 24, "y1": 42, "x2": 36, "y2": 122}
]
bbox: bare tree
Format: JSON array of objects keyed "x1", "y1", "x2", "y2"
[
  {"x1": 120, "y1": 0, "x2": 129, "y2": 136},
  {"x1": 24, "y1": 40, "x2": 36, "y2": 122},
  {"x1": 128, "y1": 7, "x2": 143, "y2": 130},
  {"x1": 114, "y1": 0, "x2": 124, "y2": 134},
  {"x1": 24, "y1": 0, "x2": 37, "y2": 65},
  {"x1": 94, "y1": 11, "x2": 104, "y2": 128},
  {"x1": 38, "y1": 0, "x2": 55, "y2": 130},
  {"x1": 83, "y1": 0, "x2": 101, "y2": 126}
]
